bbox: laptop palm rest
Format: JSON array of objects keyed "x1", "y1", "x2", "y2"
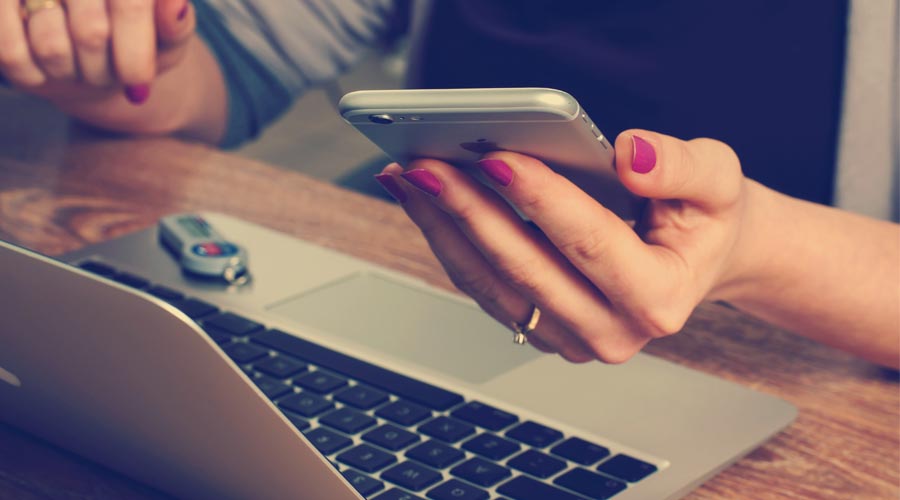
[{"x1": 267, "y1": 272, "x2": 540, "y2": 384}]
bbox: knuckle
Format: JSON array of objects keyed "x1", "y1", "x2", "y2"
[
  {"x1": 558, "y1": 348, "x2": 593, "y2": 364},
  {"x1": 583, "y1": 338, "x2": 635, "y2": 364},
  {"x1": 449, "y1": 199, "x2": 480, "y2": 228},
  {"x1": 692, "y1": 137, "x2": 738, "y2": 162},
  {"x1": 636, "y1": 305, "x2": 690, "y2": 338},
  {"x1": 689, "y1": 138, "x2": 744, "y2": 194},
  {"x1": 493, "y1": 256, "x2": 543, "y2": 295},
  {"x1": 514, "y1": 189, "x2": 548, "y2": 216},
  {"x1": 598, "y1": 348, "x2": 634, "y2": 365},
  {"x1": 557, "y1": 227, "x2": 609, "y2": 264},
  {"x1": 71, "y1": 20, "x2": 111, "y2": 51},
  {"x1": 32, "y1": 36, "x2": 70, "y2": 63},
  {"x1": 449, "y1": 268, "x2": 500, "y2": 306}
]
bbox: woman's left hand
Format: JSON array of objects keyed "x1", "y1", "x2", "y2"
[{"x1": 375, "y1": 129, "x2": 751, "y2": 363}]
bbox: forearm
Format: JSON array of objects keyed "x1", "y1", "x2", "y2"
[
  {"x1": 722, "y1": 180, "x2": 900, "y2": 368},
  {"x1": 50, "y1": 36, "x2": 226, "y2": 144}
]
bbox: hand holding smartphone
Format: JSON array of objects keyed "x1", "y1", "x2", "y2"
[{"x1": 339, "y1": 87, "x2": 638, "y2": 217}]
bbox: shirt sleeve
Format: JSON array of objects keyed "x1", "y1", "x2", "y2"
[{"x1": 193, "y1": 0, "x2": 402, "y2": 148}]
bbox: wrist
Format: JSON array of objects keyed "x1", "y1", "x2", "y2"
[{"x1": 708, "y1": 178, "x2": 784, "y2": 307}]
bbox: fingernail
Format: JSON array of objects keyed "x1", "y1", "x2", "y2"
[
  {"x1": 124, "y1": 84, "x2": 150, "y2": 105},
  {"x1": 177, "y1": 2, "x2": 189, "y2": 20},
  {"x1": 400, "y1": 169, "x2": 442, "y2": 197},
  {"x1": 374, "y1": 173, "x2": 407, "y2": 203},
  {"x1": 631, "y1": 135, "x2": 656, "y2": 174},
  {"x1": 476, "y1": 158, "x2": 513, "y2": 186}
]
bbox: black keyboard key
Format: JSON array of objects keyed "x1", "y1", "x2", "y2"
[
  {"x1": 223, "y1": 342, "x2": 268, "y2": 364},
  {"x1": 295, "y1": 370, "x2": 348, "y2": 394},
  {"x1": 171, "y1": 297, "x2": 218, "y2": 319},
  {"x1": 505, "y1": 421, "x2": 563, "y2": 448},
  {"x1": 205, "y1": 329, "x2": 233, "y2": 345},
  {"x1": 278, "y1": 392, "x2": 334, "y2": 417},
  {"x1": 426, "y1": 479, "x2": 488, "y2": 500},
  {"x1": 554, "y1": 468, "x2": 627, "y2": 499},
  {"x1": 343, "y1": 469, "x2": 386, "y2": 496},
  {"x1": 250, "y1": 375, "x2": 294, "y2": 399},
  {"x1": 419, "y1": 417, "x2": 475, "y2": 443},
  {"x1": 303, "y1": 427, "x2": 353, "y2": 455},
  {"x1": 382, "y1": 461, "x2": 442, "y2": 491},
  {"x1": 338, "y1": 444, "x2": 397, "y2": 473},
  {"x1": 320, "y1": 407, "x2": 377, "y2": 434},
  {"x1": 283, "y1": 412, "x2": 310, "y2": 431},
  {"x1": 596, "y1": 454, "x2": 657, "y2": 483},
  {"x1": 254, "y1": 355, "x2": 308, "y2": 379},
  {"x1": 113, "y1": 272, "x2": 150, "y2": 290},
  {"x1": 461, "y1": 433, "x2": 520, "y2": 460},
  {"x1": 203, "y1": 312, "x2": 263, "y2": 336},
  {"x1": 374, "y1": 489, "x2": 425, "y2": 500},
  {"x1": 335, "y1": 385, "x2": 390, "y2": 410},
  {"x1": 451, "y1": 401, "x2": 517, "y2": 431},
  {"x1": 146, "y1": 285, "x2": 184, "y2": 301},
  {"x1": 449, "y1": 457, "x2": 511, "y2": 488},
  {"x1": 363, "y1": 424, "x2": 420, "y2": 451},
  {"x1": 377, "y1": 400, "x2": 432, "y2": 426},
  {"x1": 551, "y1": 437, "x2": 610, "y2": 466},
  {"x1": 405, "y1": 440, "x2": 465, "y2": 469},
  {"x1": 254, "y1": 329, "x2": 464, "y2": 410},
  {"x1": 79, "y1": 261, "x2": 117, "y2": 277},
  {"x1": 251, "y1": 375, "x2": 292, "y2": 399},
  {"x1": 497, "y1": 476, "x2": 584, "y2": 500},
  {"x1": 507, "y1": 450, "x2": 566, "y2": 479}
]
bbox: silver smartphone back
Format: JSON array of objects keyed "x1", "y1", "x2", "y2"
[{"x1": 339, "y1": 88, "x2": 637, "y2": 216}]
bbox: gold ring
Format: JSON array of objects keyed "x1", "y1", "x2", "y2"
[
  {"x1": 511, "y1": 305, "x2": 541, "y2": 345},
  {"x1": 22, "y1": 0, "x2": 63, "y2": 18}
]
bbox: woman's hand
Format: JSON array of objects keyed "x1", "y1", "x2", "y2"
[
  {"x1": 376, "y1": 130, "x2": 753, "y2": 363},
  {"x1": 0, "y1": 0, "x2": 195, "y2": 104}
]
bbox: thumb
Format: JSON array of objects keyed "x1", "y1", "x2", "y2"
[
  {"x1": 614, "y1": 130, "x2": 744, "y2": 211},
  {"x1": 156, "y1": 0, "x2": 195, "y2": 47}
]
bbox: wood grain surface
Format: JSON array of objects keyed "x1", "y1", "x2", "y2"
[{"x1": 0, "y1": 133, "x2": 897, "y2": 499}]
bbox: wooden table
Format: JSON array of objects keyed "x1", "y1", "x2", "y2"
[{"x1": 0, "y1": 130, "x2": 897, "y2": 499}]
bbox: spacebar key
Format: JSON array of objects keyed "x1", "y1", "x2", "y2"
[
  {"x1": 253, "y1": 329, "x2": 464, "y2": 411},
  {"x1": 497, "y1": 476, "x2": 585, "y2": 500}
]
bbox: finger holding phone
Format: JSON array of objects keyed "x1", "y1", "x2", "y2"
[
  {"x1": 0, "y1": 0, "x2": 195, "y2": 104},
  {"x1": 376, "y1": 130, "x2": 751, "y2": 364}
]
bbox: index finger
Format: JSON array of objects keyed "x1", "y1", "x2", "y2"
[{"x1": 109, "y1": 0, "x2": 155, "y2": 87}]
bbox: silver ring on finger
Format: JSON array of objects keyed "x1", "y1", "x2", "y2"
[{"x1": 511, "y1": 304, "x2": 541, "y2": 345}]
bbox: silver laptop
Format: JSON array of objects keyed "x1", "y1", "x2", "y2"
[{"x1": 0, "y1": 212, "x2": 795, "y2": 499}]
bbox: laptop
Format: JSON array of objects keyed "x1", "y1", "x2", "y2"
[{"x1": 0, "y1": 212, "x2": 796, "y2": 499}]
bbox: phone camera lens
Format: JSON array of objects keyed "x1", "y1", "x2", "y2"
[{"x1": 369, "y1": 114, "x2": 394, "y2": 125}]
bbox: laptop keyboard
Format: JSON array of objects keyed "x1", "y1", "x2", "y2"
[{"x1": 79, "y1": 260, "x2": 661, "y2": 500}]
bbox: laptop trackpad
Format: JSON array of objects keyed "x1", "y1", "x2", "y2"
[{"x1": 267, "y1": 273, "x2": 539, "y2": 384}]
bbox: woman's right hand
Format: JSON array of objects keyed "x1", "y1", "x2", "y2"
[{"x1": 0, "y1": 0, "x2": 195, "y2": 104}]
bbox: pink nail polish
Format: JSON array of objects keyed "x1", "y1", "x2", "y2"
[
  {"x1": 374, "y1": 173, "x2": 407, "y2": 203},
  {"x1": 401, "y1": 169, "x2": 442, "y2": 197},
  {"x1": 631, "y1": 135, "x2": 657, "y2": 174},
  {"x1": 124, "y1": 84, "x2": 150, "y2": 105},
  {"x1": 476, "y1": 158, "x2": 513, "y2": 186},
  {"x1": 177, "y1": 2, "x2": 189, "y2": 20}
]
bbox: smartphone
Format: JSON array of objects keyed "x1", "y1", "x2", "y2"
[{"x1": 339, "y1": 87, "x2": 637, "y2": 217}]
